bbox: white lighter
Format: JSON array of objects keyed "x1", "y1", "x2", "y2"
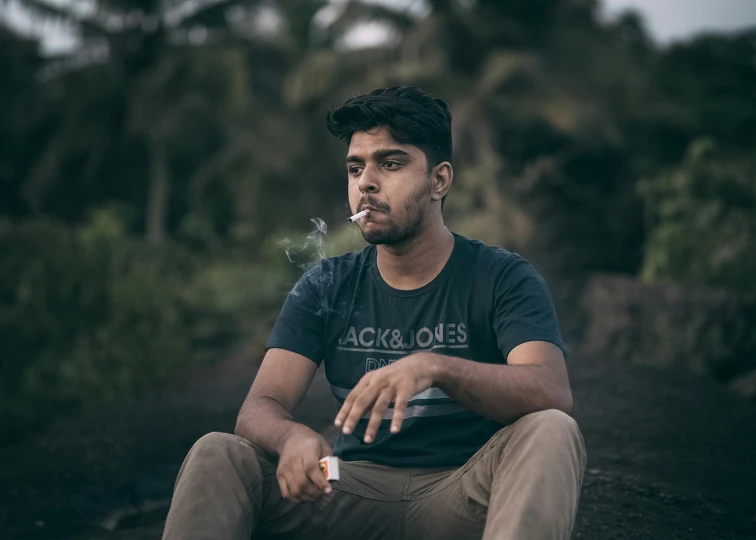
[{"x1": 319, "y1": 456, "x2": 340, "y2": 481}]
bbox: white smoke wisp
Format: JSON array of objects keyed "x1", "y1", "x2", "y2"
[
  {"x1": 277, "y1": 219, "x2": 333, "y2": 312},
  {"x1": 304, "y1": 218, "x2": 328, "y2": 266},
  {"x1": 277, "y1": 218, "x2": 328, "y2": 268}
]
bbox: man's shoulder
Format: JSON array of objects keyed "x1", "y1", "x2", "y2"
[
  {"x1": 454, "y1": 235, "x2": 549, "y2": 294},
  {"x1": 296, "y1": 245, "x2": 372, "y2": 291},
  {"x1": 454, "y1": 233, "x2": 522, "y2": 273},
  {"x1": 322, "y1": 244, "x2": 373, "y2": 271}
]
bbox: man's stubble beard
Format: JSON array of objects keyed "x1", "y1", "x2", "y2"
[{"x1": 360, "y1": 179, "x2": 431, "y2": 246}]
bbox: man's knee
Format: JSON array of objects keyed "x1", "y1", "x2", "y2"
[
  {"x1": 492, "y1": 409, "x2": 584, "y2": 456},
  {"x1": 186, "y1": 432, "x2": 264, "y2": 469},
  {"x1": 173, "y1": 432, "x2": 272, "y2": 493},
  {"x1": 519, "y1": 409, "x2": 580, "y2": 434},
  {"x1": 191, "y1": 431, "x2": 239, "y2": 454}
]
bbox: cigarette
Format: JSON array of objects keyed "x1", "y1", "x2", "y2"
[
  {"x1": 346, "y1": 209, "x2": 369, "y2": 223},
  {"x1": 319, "y1": 456, "x2": 340, "y2": 481}
]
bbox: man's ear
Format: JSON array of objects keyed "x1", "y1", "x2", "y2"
[{"x1": 431, "y1": 162, "x2": 453, "y2": 202}]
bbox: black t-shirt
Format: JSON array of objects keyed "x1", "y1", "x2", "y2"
[{"x1": 266, "y1": 233, "x2": 564, "y2": 468}]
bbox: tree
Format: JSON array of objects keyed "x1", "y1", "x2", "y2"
[
  {"x1": 656, "y1": 30, "x2": 756, "y2": 150},
  {"x1": 639, "y1": 139, "x2": 756, "y2": 297},
  {"x1": 283, "y1": 0, "x2": 662, "y2": 277},
  {"x1": 0, "y1": 26, "x2": 49, "y2": 218},
  {"x1": 14, "y1": 0, "x2": 264, "y2": 243}
]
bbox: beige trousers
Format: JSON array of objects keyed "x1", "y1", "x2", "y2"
[{"x1": 162, "y1": 409, "x2": 586, "y2": 540}]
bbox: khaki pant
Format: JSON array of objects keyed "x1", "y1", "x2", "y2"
[{"x1": 163, "y1": 409, "x2": 586, "y2": 540}]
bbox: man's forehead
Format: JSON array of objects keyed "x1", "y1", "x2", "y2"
[{"x1": 347, "y1": 128, "x2": 417, "y2": 157}]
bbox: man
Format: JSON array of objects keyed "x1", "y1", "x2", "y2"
[{"x1": 163, "y1": 86, "x2": 586, "y2": 540}]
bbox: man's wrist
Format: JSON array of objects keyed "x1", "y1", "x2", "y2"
[
  {"x1": 275, "y1": 421, "x2": 310, "y2": 454},
  {"x1": 424, "y1": 352, "x2": 456, "y2": 387}
]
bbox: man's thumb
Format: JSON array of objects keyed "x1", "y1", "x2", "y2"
[{"x1": 321, "y1": 440, "x2": 334, "y2": 457}]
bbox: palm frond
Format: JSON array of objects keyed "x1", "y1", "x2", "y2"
[
  {"x1": 13, "y1": 0, "x2": 110, "y2": 37},
  {"x1": 171, "y1": 0, "x2": 254, "y2": 30},
  {"x1": 322, "y1": 0, "x2": 416, "y2": 45}
]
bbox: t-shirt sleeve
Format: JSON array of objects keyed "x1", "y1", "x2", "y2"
[
  {"x1": 493, "y1": 255, "x2": 565, "y2": 361},
  {"x1": 266, "y1": 267, "x2": 325, "y2": 366}
]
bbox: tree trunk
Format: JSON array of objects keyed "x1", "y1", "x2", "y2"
[{"x1": 146, "y1": 134, "x2": 170, "y2": 245}]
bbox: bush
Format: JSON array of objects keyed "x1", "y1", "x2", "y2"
[
  {"x1": 0, "y1": 212, "x2": 373, "y2": 443},
  {"x1": 638, "y1": 139, "x2": 756, "y2": 298},
  {"x1": 0, "y1": 214, "x2": 244, "y2": 442}
]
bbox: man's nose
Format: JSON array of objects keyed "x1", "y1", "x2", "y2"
[{"x1": 357, "y1": 165, "x2": 379, "y2": 193}]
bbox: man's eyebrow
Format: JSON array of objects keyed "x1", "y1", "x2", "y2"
[{"x1": 346, "y1": 148, "x2": 410, "y2": 163}]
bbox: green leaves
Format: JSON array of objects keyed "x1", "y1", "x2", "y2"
[
  {"x1": 0, "y1": 216, "x2": 243, "y2": 441},
  {"x1": 639, "y1": 139, "x2": 756, "y2": 297}
]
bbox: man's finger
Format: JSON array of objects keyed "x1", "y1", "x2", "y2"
[
  {"x1": 342, "y1": 387, "x2": 378, "y2": 435},
  {"x1": 278, "y1": 474, "x2": 289, "y2": 499},
  {"x1": 305, "y1": 461, "x2": 333, "y2": 494},
  {"x1": 294, "y1": 458, "x2": 322, "y2": 500},
  {"x1": 298, "y1": 480, "x2": 321, "y2": 501},
  {"x1": 390, "y1": 389, "x2": 411, "y2": 434},
  {"x1": 304, "y1": 456, "x2": 331, "y2": 492},
  {"x1": 280, "y1": 475, "x2": 300, "y2": 503},
  {"x1": 335, "y1": 377, "x2": 369, "y2": 427},
  {"x1": 364, "y1": 389, "x2": 393, "y2": 443},
  {"x1": 334, "y1": 396, "x2": 352, "y2": 429}
]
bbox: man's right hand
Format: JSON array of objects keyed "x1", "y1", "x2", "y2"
[{"x1": 276, "y1": 426, "x2": 334, "y2": 503}]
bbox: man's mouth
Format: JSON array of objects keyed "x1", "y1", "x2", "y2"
[{"x1": 360, "y1": 203, "x2": 388, "y2": 214}]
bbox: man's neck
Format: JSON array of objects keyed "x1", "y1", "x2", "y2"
[{"x1": 375, "y1": 222, "x2": 455, "y2": 291}]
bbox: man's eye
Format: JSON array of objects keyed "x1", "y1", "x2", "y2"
[
  {"x1": 383, "y1": 161, "x2": 399, "y2": 169},
  {"x1": 349, "y1": 167, "x2": 362, "y2": 175}
]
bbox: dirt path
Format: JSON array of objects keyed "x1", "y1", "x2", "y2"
[{"x1": 1, "y1": 349, "x2": 754, "y2": 539}]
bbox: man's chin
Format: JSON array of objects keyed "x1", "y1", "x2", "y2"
[
  {"x1": 361, "y1": 231, "x2": 389, "y2": 245},
  {"x1": 361, "y1": 227, "x2": 412, "y2": 246}
]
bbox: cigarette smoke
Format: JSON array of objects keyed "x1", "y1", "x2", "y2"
[
  {"x1": 278, "y1": 218, "x2": 334, "y2": 316},
  {"x1": 277, "y1": 218, "x2": 328, "y2": 268}
]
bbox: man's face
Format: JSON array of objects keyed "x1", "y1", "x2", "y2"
[{"x1": 346, "y1": 127, "x2": 433, "y2": 246}]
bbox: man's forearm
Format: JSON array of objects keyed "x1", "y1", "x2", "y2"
[
  {"x1": 430, "y1": 354, "x2": 573, "y2": 424},
  {"x1": 234, "y1": 396, "x2": 314, "y2": 457}
]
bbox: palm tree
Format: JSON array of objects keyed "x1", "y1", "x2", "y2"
[
  {"x1": 283, "y1": 0, "x2": 661, "y2": 276},
  {"x1": 14, "y1": 0, "x2": 265, "y2": 243}
]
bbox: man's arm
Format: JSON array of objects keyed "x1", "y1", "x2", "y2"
[
  {"x1": 336, "y1": 257, "x2": 571, "y2": 439},
  {"x1": 335, "y1": 341, "x2": 572, "y2": 441},
  {"x1": 234, "y1": 348, "x2": 320, "y2": 457},
  {"x1": 431, "y1": 341, "x2": 573, "y2": 423}
]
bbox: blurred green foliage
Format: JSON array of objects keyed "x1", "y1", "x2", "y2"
[
  {"x1": 1, "y1": 0, "x2": 755, "y2": 439},
  {"x1": 639, "y1": 139, "x2": 756, "y2": 298},
  {"x1": 0, "y1": 210, "x2": 235, "y2": 440},
  {"x1": 0, "y1": 206, "x2": 361, "y2": 442}
]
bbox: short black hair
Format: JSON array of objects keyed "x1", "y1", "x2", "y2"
[{"x1": 326, "y1": 86, "x2": 453, "y2": 172}]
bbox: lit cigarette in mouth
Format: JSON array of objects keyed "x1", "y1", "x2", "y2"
[{"x1": 346, "y1": 209, "x2": 370, "y2": 223}]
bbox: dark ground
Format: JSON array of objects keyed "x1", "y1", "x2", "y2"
[{"x1": 1, "y1": 348, "x2": 755, "y2": 540}]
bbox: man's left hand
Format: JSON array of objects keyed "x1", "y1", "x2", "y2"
[{"x1": 334, "y1": 352, "x2": 441, "y2": 443}]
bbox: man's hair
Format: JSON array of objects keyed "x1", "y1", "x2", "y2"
[{"x1": 326, "y1": 86, "x2": 453, "y2": 173}]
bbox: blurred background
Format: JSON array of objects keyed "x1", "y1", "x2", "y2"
[{"x1": 1, "y1": 0, "x2": 755, "y2": 538}]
